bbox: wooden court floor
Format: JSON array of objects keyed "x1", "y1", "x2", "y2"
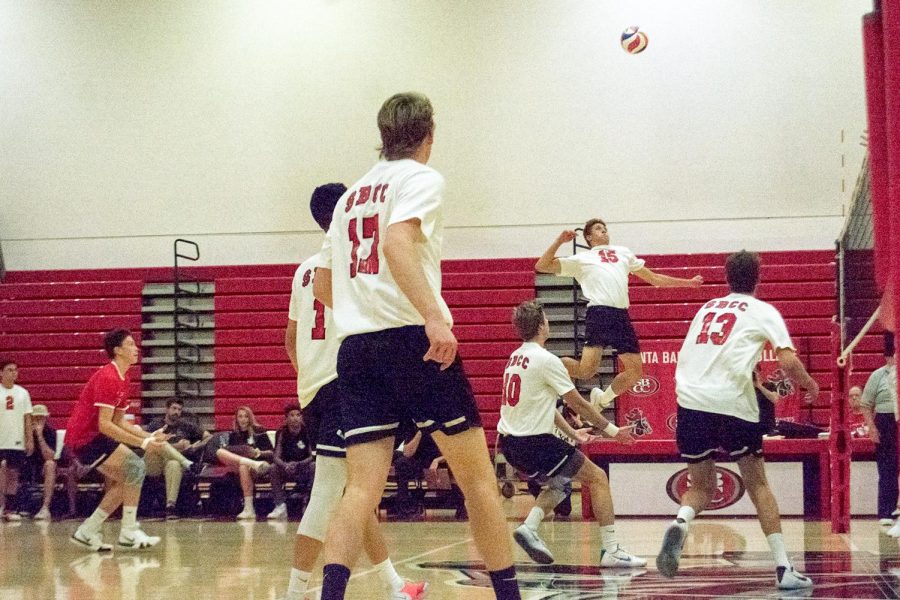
[{"x1": 2, "y1": 496, "x2": 899, "y2": 599}]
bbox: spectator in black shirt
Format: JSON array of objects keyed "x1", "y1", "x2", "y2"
[
  {"x1": 215, "y1": 406, "x2": 273, "y2": 520},
  {"x1": 389, "y1": 429, "x2": 441, "y2": 519},
  {"x1": 753, "y1": 364, "x2": 780, "y2": 436},
  {"x1": 266, "y1": 405, "x2": 314, "y2": 520},
  {"x1": 143, "y1": 398, "x2": 211, "y2": 519},
  {"x1": 26, "y1": 404, "x2": 84, "y2": 520}
]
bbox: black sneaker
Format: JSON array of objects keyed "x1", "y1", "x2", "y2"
[{"x1": 656, "y1": 522, "x2": 687, "y2": 578}]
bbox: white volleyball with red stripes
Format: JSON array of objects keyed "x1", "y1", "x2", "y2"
[{"x1": 621, "y1": 26, "x2": 648, "y2": 54}]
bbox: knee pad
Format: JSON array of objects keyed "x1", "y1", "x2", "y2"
[
  {"x1": 297, "y1": 456, "x2": 347, "y2": 541},
  {"x1": 123, "y1": 451, "x2": 146, "y2": 486},
  {"x1": 542, "y1": 476, "x2": 570, "y2": 507}
]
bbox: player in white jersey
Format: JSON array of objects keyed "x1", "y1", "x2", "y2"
[
  {"x1": 656, "y1": 251, "x2": 817, "y2": 590},
  {"x1": 536, "y1": 219, "x2": 703, "y2": 409},
  {"x1": 498, "y1": 301, "x2": 644, "y2": 568},
  {"x1": 0, "y1": 359, "x2": 34, "y2": 521},
  {"x1": 314, "y1": 93, "x2": 521, "y2": 600},
  {"x1": 283, "y1": 184, "x2": 426, "y2": 600}
]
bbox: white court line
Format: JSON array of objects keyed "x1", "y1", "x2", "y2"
[{"x1": 305, "y1": 537, "x2": 474, "y2": 595}]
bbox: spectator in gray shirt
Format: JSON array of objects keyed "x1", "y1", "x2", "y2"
[{"x1": 859, "y1": 332, "x2": 897, "y2": 525}]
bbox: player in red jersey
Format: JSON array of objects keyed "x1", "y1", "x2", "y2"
[{"x1": 66, "y1": 329, "x2": 167, "y2": 551}]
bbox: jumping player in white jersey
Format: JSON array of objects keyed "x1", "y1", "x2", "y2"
[
  {"x1": 656, "y1": 251, "x2": 816, "y2": 590},
  {"x1": 313, "y1": 92, "x2": 521, "y2": 600},
  {"x1": 499, "y1": 300, "x2": 645, "y2": 568},
  {"x1": 536, "y1": 220, "x2": 703, "y2": 409},
  {"x1": 283, "y1": 184, "x2": 426, "y2": 600}
]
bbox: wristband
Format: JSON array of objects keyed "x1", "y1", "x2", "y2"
[
  {"x1": 141, "y1": 437, "x2": 151, "y2": 450},
  {"x1": 602, "y1": 423, "x2": 619, "y2": 437}
]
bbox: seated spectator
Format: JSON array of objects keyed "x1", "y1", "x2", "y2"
[
  {"x1": 388, "y1": 428, "x2": 441, "y2": 520},
  {"x1": 215, "y1": 406, "x2": 273, "y2": 520},
  {"x1": 25, "y1": 404, "x2": 83, "y2": 520},
  {"x1": 847, "y1": 386, "x2": 869, "y2": 438},
  {"x1": 266, "y1": 405, "x2": 314, "y2": 520},
  {"x1": 143, "y1": 398, "x2": 211, "y2": 519},
  {"x1": 753, "y1": 364, "x2": 780, "y2": 436}
]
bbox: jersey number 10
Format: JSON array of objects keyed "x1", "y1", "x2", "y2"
[{"x1": 501, "y1": 373, "x2": 522, "y2": 407}]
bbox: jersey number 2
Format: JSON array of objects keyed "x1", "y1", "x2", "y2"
[
  {"x1": 502, "y1": 373, "x2": 522, "y2": 407},
  {"x1": 348, "y1": 216, "x2": 380, "y2": 278},
  {"x1": 695, "y1": 311, "x2": 737, "y2": 345}
]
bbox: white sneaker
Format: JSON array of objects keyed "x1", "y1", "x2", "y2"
[
  {"x1": 600, "y1": 544, "x2": 647, "y2": 567},
  {"x1": 656, "y1": 521, "x2": 687, "y2": 577},
  {"x1": 513, "y1": 524, "x2": 554, "y2": 564},
  {"x1": 880, "y1": 518, "x2": 894, "y2": 526},
  {"x1": 118, "y1": 528, "x2": 161, "y2": 550},
  {"x1": 590, "y1": 387, "x2": 615, "y2": 409},
  {"x1": 254, "y1": 461, "x2": 272, "y2": 476},
  {"x1": 237, "y1": 507, "x2": 256, "y2": 520},
  {"x1": 2, "y1": 511, "x2": 22, "y2": 522},
  {"x1": 34, "y1": 507, "x2": 52, "y2": 521},
  {"x1": 266, "y1": 503, "x2": 287, "y2": 520},
  {"x1": 776, "y1": 565, "x2": 812, "y2": 590},
  {"x1": 71, "y1": 526, "x2": 113, "y2": 552},
  {"x1": 887, "y1": 521, "x2": 900, "y2": 537}
]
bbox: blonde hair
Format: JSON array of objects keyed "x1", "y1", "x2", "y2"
[{"x1": 233, "y1": 406, "x2": 263, "y2": 433}]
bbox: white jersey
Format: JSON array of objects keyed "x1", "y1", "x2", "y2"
[
  {"x1": 288, "y1": 254, "x2": 339, "y2": 408},
  {"x1": 676, "y1": 293, "x2": 795, "y2": 422},
  {"x1": 319, "y1": 159, "x2": 453, "y2": 339},
  {"x1": 497, "y1": 342, "x2": 576, "y2": 437},
  {"x1": 557, "y1": 245, "x2": 645, "y2": 308},
  {"x1": 0, "y1": 384, "x2": 33, "y2": 450}
]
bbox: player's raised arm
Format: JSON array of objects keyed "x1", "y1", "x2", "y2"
[
  {"x1": 632, "y1": 267, "x2": 703, "y2": 288},
  {"x1": 535, "y1": 230, "x2": 577, "y2": 274},
  {"x1": 776, "y1": 348, "x2": 819, "y2": 405},
  {"x1": 385, "y1": 219, "x2": 458, "y2": 369}
]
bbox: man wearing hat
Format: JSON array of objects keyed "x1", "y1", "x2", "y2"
[{"x1": 27, "y1": 403, "x2": 69, "y2": 520}]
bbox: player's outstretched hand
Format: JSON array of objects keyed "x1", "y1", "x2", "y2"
[
  {"x1": 557, "y1": 230, "x2": 577, "y2": 244},
  {"x1": 572, "y1": 428, "x2": 597, "y2": 445},
  {"x1": 424, "y1": 318, "x2": 458, "y2": 371},
  {"x1": 613, "y1": 425, "x2": 636, "y2": 445},
  {"x1": 690, "y1": 275, "x2": 704, "y2": 287}
]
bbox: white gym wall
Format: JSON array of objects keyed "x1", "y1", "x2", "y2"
[{"x1": 0, "y1": 0, "x2": 870, "y2": 270}]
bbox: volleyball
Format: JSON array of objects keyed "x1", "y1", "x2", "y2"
[{"x1": 621, "y1": 26, "x2": 649, "y2": 54}]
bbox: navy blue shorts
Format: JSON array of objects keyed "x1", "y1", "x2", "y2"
[
  {"x1": 500, "y1": 434, "x2": 585, "y2": 483},
  {"x1": 676, "y1": 406, "x2": 764, "y2": 463},
  {"x1": 0, "y1": 449, "x2": 26, "y2": 470},
  {"x1": 585, "y1": 306, "x2": 640, "y2": 354},
  {"x1": 73, "y1": 435, "x2": 121, "y2": 470},
  {"x1": 337, "y1": 326, "x2": 482, "y2": 447},
  {"x1": 303, "y1": 379, "x2": 346, "y2": 458}
]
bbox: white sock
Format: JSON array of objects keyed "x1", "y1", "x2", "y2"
[
  {"x1": 676, "y1": 506, "x2": 695, "y2": 526},
  {"x1": 373, "y1": 557, "x2": 405, "y2": 592},
  {"x1": 121, "y1": 506, "x2": 138, "y2": 533},
  {"x1": 286, "y1": 568, "x2": 311, "y2": 597},
  {"x1": 243, "y1": 496, "x2": 254, "y2": 512},
  {"x1": 524, "y1": 507, "x2": 545, "y2": 531},
  {"x1": 81, "y1": 507, "x2": 110, "y2": 534},
  {"x1": 766, "y1": 532, "x2": 790, "y2": 567},
  {"x1": 600, "y1": 387, "x2": 617, "y2": 404},
  {"x1": 600, "y1": 524, "x2": 618, "y2": 552}
]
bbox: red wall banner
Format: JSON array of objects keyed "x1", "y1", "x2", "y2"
[{"x1": 615, "y1": 342, "x2": 680, "y2": 440}]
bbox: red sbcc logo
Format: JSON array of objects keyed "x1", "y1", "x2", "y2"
[
  {"x1": 629, "y1": 376, "x2": 660, "y2": 397},
  {"x1": 666, "y1": 467, "x2": 745, "y2": 510}
]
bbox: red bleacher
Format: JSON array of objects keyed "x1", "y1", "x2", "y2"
[{"x1": 0, "y1": 250, "x2": 879, "y2": 435}]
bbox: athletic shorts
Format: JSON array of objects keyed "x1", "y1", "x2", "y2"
[
  {"x1": 676, "y1": 405, "x2": 764, "y2": 464},
  {"x1": 337, "y1": 325, "x2": 482, "y2": 447},
  {"x1": 584, "y1": 306, "x2": 640, "y2": 354},
  {"x1": 73, "y1": 435, "x2": 121, "y2": 470},
  {"x1": 303, "y1": 380, "x2": 346, "y2": 458},
  {"x1": 499, "y1": 434, "x2": 585, "y2": 484},
  {"x1": 0, "y1": 449, "x2": 26, "y2": 469}
]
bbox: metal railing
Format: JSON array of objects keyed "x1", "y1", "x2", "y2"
[{"x1": 173, "y1": 239, "x2": 202, "y2": 398}]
